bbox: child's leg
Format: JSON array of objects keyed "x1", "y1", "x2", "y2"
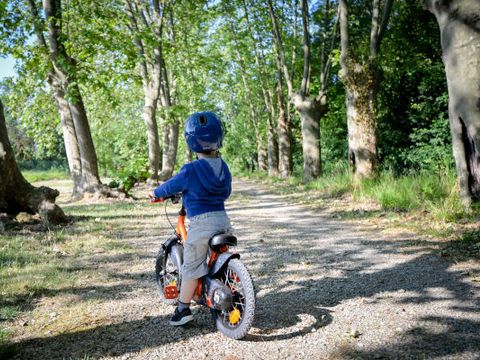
[
  {"x1": 171, "y1": 212, "x2": 231, "y2": 325},
  {"x1": 179, "y1": 278, "x2": 198, "y2": 304}
]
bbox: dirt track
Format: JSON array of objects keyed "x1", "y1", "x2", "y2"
[{"x1": 11, "y1": 179, "x2": 480, "y2": 359}]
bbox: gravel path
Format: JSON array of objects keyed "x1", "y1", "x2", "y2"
[{"x1": 12, "y1": 179, "x2": 480, "y2": 359}]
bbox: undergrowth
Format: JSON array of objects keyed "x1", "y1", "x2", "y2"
[{"x1": 236, "y1": 166, "x2": 479, "y2": 247}]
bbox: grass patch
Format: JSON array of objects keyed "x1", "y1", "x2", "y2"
[
  {"x1": 357, "y1": 170, "x2": 463, "y2": 214},
  {"x1": 240, "y1": 167, "x2": 479, "y2": 247},
  {"x1": 0, "y1": 198, "x2": 148, "y2": 355},
  {"x1": 22, "y1": 169, "x2": 70, "y2": 182}
]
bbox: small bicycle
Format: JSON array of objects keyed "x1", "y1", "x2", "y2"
[{"x1": 151, "y1": 194, "x2": 255, "y2": 339}]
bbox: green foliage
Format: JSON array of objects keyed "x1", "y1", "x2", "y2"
[
  {"x1": 378, "y1": 1, "x2": 450, "y2": 174},
  {"x1": 0, "y1": 0, "x2": 465, "y2": 209},
  {"x1": 2, "y1": 76, "x2": 65, "y2": 161}
]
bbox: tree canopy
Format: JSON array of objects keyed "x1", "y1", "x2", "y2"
[{"x1": 1, "y1": 0, "x2": 477, "y2": 204}]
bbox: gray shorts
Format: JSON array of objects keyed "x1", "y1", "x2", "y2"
[{"x1": 182, "y1": 211, "x2": 232, "y2": 280}]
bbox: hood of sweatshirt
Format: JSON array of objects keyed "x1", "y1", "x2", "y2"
[{"x1": 192, "y1": 159, "x2": 231, "y2": 195}]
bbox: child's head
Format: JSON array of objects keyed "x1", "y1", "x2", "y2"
[{"x1": 184, "y1": 111, "x2": 224, "y2": 154}]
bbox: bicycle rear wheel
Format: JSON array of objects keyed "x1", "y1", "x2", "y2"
[{"x1": 214, "y1": 259, "x2": 255, "y2": 339}]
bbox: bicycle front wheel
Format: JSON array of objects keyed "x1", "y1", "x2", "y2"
[{"x1": 155, "y1": 246, "x2": 181, "y2": 305}]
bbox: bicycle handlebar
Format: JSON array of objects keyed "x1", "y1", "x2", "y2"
[{"x1": 148, "y1": 193, "x2": 182, "y2": 204}]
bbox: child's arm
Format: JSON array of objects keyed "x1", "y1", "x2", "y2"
[{"x1": 153, "y1": 165, "x2": 189, "y2": 199}]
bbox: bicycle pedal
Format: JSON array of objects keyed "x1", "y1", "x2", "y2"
[{"x1": 164, "y1": 285, "x2": 179, "y2": 299}]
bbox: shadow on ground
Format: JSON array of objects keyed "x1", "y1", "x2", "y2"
[{"x1": 4, "y1": 183, "x2": 480, "y2": 359}]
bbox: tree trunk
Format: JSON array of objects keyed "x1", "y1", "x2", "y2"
[
  {"x1": 267, "y1": 113, "x2": 279, "y2": 177},
  {"x1": 344, "y1": 62, "x2": 378, "y2": 180},
  {"x1": 293, "y1": 93, "x2": 327, "y2": 181},
  {"x1": 277, "y1": 108, "x2": 292, "y2": 178},
  {"x1": 66, "y1": 82, "x2": 102, "y2": 191},
  {"x1": 159, "y1": 122, "x2": 179, "y2": 180},
  {"x1": 422, "y1": 0, "x2": 480, "y2": 206},
  {"x1": 0, "y1": 100, "x2": 66, "y2": 224},
  {"x1": 144, "y1": 92, "x2": 160, "y2": 183},
  {"x1": 339, "y1": 0, "x2": 389, "y2": 181},
  {"x1": 43, "y1": 0, "x2": 104, "y2": 194},
  {"x1": 256, "y1": 135, "x2": 268, "y2": 172},
  {"x1": 243, "y1": 0, "x2": 278, "y2": 175},
  {"x1": 160, "y1": 122, "x2": 169, "y2": 173},
  {"x1": 26, "y1": 0, "x2": 83, "y2": 197},
  {"x1": 275, "y1": 73, "x2": 292, "y2": 178},
  {"x1": 49, "y1": 76, "x2": 83, "y2": 197}
]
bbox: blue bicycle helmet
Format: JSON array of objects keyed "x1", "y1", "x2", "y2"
[{"x1": 184, "y1": 111, "x2": 224, "y2": 153}]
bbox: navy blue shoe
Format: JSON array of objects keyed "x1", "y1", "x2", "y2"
[{"x1": 169, "y1": 306, "x2": 193, "y2": 326}]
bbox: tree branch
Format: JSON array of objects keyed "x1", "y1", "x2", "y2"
[
  {"x1": 300, "y1": 0, "x2": 311, "y2": 96},
  {"x1": 26, "y1": 0, "x2": 48, "y2": 51},
  {"x1": 320, "y1": 4, "x2": 340, "y2": 93},
  {"x1": 339, "y1": 0, "x2": 349, "y2": 78},
  {"x1": 376, "y1": 0, "x2": 394, "y2": 54},
  {"x1": 370, "y1": 0, "x2": 381, "y2": 58},
  {"x1": 267, "y1": 0, "x2": 294, "y2": 96},
  {"x1": 320, "y1": 2, "x2": 340, "y2": 92},
  {"x1": 125, "y1": 0, "x2": 148, "y2": 82}
]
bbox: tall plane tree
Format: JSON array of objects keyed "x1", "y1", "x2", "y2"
[
  {"x1": 0, "y1": 100, "x2": 66, "y2": 223},
  {"x1": 125, "y1": 0, "x2": 166, "y2": 183},
  {"x1": 422, "y1": 0, "x2": 480, "y2": 206},
  {"x1": 223, "y1": 1, "x2": 267, "y2": 171},
  {"x1": 26, "y1": 0, "x2": 109, "y2": 197},
  {"x1": 339, "y1": 0, "x2": 394, "y2": 180},
  {"x1": 25, "y1": 0, "x2": 82, "y2": 197},
  {"x1": 243, "y1": 0, "x2": 279, "y2": 176},
  {"x1": 158, "y1": 1, "x2": 181, "y2": 180},
  {"x1": 268, "y1": 0, "x2": 337, "y2": 181}
]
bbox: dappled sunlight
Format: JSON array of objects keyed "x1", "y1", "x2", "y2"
[{"x1": 1, "y1": 179, "x2": 478, "y2": 359}]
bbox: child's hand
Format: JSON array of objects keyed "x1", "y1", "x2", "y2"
[
  {"x1": 148, "y1": 191, "x2": 157, "y2": 203},
  {"x1": 148, "y1": 191, "x2": 164, "y2": 203}
]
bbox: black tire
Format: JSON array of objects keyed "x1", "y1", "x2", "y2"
[
  {"x1": 155, "y1": 247, "x2": 181, "y2": 305},
  {"x1": 214, "y1": 259, "x2": 255, "y2": 339}
]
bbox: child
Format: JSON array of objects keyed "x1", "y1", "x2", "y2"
[{"x1": 151, "y1": 111, "x2": 232, "y2": 326}]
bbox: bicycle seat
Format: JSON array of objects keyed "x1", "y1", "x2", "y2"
[{"x1": 209, "y1": 233, "x2": 237, "y2": 250}]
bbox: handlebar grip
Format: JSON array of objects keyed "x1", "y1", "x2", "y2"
[{"x1": 148, "y1": 194, "x2": 164, "y2": 203}]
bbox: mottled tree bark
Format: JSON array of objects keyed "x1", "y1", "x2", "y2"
[
  {"x1": 422, "y1": 0, "x2": 480, "y2": 205},
  {"x1": 268, "y1": 0, "x2": 293, "y2": 178},
  {"x1": 50, "y1": 78, "x2": 83, "y2": 197},
  {"x1": 0, "y1": 100, "x2": 66, "y2": 224},
  {"x1": 344, "y1": 62, "x2": 378, "y2": 180},
  {"x1": 159, "y1": 121, "x2": 179, "y2": 181},
  {"x1": 339, "y1": 0, "x2": 393, "y2": 181},
  {"x1": 292, "y1": 94, "x2": 328, "y2": 180}
]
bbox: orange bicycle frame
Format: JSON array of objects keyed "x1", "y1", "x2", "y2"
[{"x1": 175, "y1": 206, "x2": 187, "y2": 243}]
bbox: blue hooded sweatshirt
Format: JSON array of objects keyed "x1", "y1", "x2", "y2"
[{"x1": 153, "y1": 158, "x2": 232, "y2": 218}]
